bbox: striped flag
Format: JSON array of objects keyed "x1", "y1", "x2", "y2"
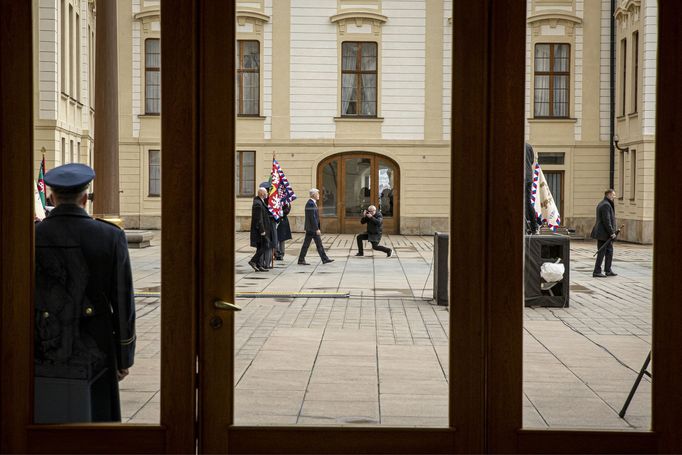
[
  {"x1": 531, "y1": 162, "x2": 561, "y2": 231},
  {"x1": 267, "y1": 158, "x2": 297, "y2": 220},
  {"x1": 37, "y1": 155, "x2": 46, "y2": 208}
]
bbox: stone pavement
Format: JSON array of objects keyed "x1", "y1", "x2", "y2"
[{"x1": 122, "y1": 233, "x2": 651, "y2": 430}]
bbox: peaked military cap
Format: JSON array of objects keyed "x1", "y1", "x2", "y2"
[{"x1": 44, "y1": 163, "x2": 95, "y2": 192}]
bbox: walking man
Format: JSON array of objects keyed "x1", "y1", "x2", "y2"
[
  {"x1": 249, "y1": 187, "x2": 272, "y2": 272},
  {"x1": 591, "y1": 189, "x2": 618, "y2": 277},
  {"x1": 355, "y1": 205, "x2": 392, "y2": 257},
  {"x1": 298, "y1": 188, "x2": 333, "y2": 265},
  {"x1": 34, "y1": 163, "x2": 135, "y2": 422}
]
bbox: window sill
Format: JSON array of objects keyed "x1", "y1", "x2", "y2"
[
  {"x1": 616, "y1": 115, "x2": 627, "y2": 121},
  {"x1": 334, "y1": 116, "x2": 384, "y2": 123},
  {"x1": 628, "y1": 112, "x2": 639, "y2": 119},
  {"x1": 139, "y1": 114, "x2": 161, "y2": 118},
  {"x1": 528, "y1": 117, "x2": 577, "y2": 123},
  {"x1": 237, "y1": 195, "x2": 255, "y2": 198},
  {"x1": 237, "y1": 115, "x2": 266, "y2": 120}
]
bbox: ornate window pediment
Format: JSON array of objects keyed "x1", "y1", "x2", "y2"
[
  {"x1": 330, "y1": 11, "x2": 387, "y2": 36},
  {"x1": 236, "y1": 9, "x2": 270, "y2": 25},
  {"x1": 527, "y1": 12, "x2": 582, "y2": 37},
  {"x1": 615, "y1": 0, "x2": 641, "y2": 28},
  {"x1": 134, "y1": 6, "x2": 161, "y2": 32}
]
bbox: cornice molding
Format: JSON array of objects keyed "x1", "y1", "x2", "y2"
[
  {"x1": 134, "y1": 7, "x2": 161, "y2": 22},
  {"x1": 330, "y1": 11, "x2": 388, "y2": 25},
  {"x1": 527, "y1": 12, "x2": 583, "y2": 26},
  {"x1": 236, "y1": 9, "x2": 271, "y2": 24}
]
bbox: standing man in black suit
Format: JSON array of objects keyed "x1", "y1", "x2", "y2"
[
  {"x1": 34, "y1": 163, "x2": 135, "y2": 422},
  {"x1": 355, "y1": 205, "x2": 392, "y2": 257},
  {"x1": 591, "y1": 189, "x2": 618, "y2": 277},
  {"x1": 298, "y1": 188, "x2": 333, "y2": 265},
  {"x1": 249, "y1": 187, "x2": 272, "y2": 272}
]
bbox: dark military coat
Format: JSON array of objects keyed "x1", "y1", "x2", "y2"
[
  {"x1": 250, "y1": 196, "x2": 272, "y2": 247},
  {"x1": 276, "y1": 203, "x2": 293, "y2": 242},
  {"x1": 35, "y1": 204, "x2": 136, "y2": 422},
  {"x1": 360, "y1": 211, "x2": 384, "y2": 243},
  {"x1": 590, "y1": 197, "x2": 617, "y2": 241}
]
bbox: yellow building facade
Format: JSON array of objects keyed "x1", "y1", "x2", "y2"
[
  {"x1": 34, "y1": 0, "x2": 657, "y2": 242},
  {"x1": 32, "y1": 0, "x2": 96, "y2": 175}
]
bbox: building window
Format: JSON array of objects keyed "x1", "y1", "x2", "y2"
[
  {"x1": 236, "y1": 40, "x2": 260, "y2": 116},
  {"x1": 534, "y1": 44, "x2": 569, "y2": 118},
  {"x1": 537, "y1": 152, "x2": 565, "y2": 165},
  {"x1": 236, "y1": 151, "x2": 255, "y2": 197},
  {"x1": 618, "y1": 150, "x2": 625, "y2": 199},
  {"x1": 76, "y1": 13, "x2": 80, "y2": 101},
  {"x1": 630, "y1": 149, "x2": 637, "y2": 201},
  {"x1": 69, "y1": 4, "x2": 74, "y2": 96},
  {"x1": 61, "y1": 137, "x2": 66, "y2": 165},
  {"x1": 341, "y1": 42, "x2": 377, "y2": 117},
  {"x1": 620, "y1": 38, "x2": 627, "y2": 117},
  {"x1": 77, "y1": 141, "x2": 80, "y2": 162},
  {"x1": 631, "y1": 31, "x2": 639, "y2": 114},
  {"x1": 149, "y1": 150, "x2": 161, "y2": 197},
  {"x1": 145, "y1": 39, "x2": 161, "y2": 114},
  {"x1": 61, "y1": 0, "x2": 67, "y2": 94},
  {"x1": 89, "y1": 26, "x2": 94, "y2": 104},
  {"x1": 70, "y1": 140, "x2": 74, "y2": 163}
]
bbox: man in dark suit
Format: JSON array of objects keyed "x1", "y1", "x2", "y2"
[
  {"x1": 249, "y1": 187, "x2": 272, "y2": 272},
  {"x1": 298, "y1": 188, "x2": 333, "y2": 265},
  {"x1": 591, "y1": 189, "x2": 618, "y2": 277},
  {"x1": 355, "y1": 205, "x2": 392, "y2": 257},
  {"x1": 34, "y1": 163, "x2": 135, "y2": 422}
]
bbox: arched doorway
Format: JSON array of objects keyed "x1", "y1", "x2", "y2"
[{"x1": 317, "y1": 152, "x2": 399, "y2": 234}]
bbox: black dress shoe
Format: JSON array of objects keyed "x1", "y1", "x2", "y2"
[
  {"x1": 248, "y1": 261, "x2": 259, "y2": 271},
  {"x1": 298, "y1": 260, "x2": 310, "y2": 265},
  {"x1": 258, "y1": 266, "x2": 270, "y2": 272},
  {"x1": 592, "y1": 272, "x2": 607, "y2": 278},
  {"x1": 605, "y1": 271, "x2": 618, "y2": 276},
  {"x1": 355, "y1": 252, "x2": 364, "y2": 256},
  {"x1": 322, "y1": 258, "x2": 334, "y2": 264},
  {"x1": 387, "y1": 249, "x2": 392, "y2": 258}
]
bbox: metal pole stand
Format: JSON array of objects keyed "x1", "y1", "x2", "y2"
[{"x1": 619, "y1": 351, "x2": 651, "y2": 418}]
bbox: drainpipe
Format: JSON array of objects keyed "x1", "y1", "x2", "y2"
[{"x1": 609, "y1": 0, "x2": 616, "y2": 189}]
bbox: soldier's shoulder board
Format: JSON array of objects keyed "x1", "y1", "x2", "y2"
[{"x1": 94, "y1": 217, "x2": 124, "y2": 230}]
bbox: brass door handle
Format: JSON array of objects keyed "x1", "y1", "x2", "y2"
[{"x1": 213, "y1": 300, "x2": 242, "y2": 311}]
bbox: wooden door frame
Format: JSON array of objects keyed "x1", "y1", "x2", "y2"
[
  {"x1": 487, "y1": 0, "x2": 681, "y2": 453},
  {"x1": 317, "y1": 152, "x2": 400, "y2": 235},
  {"x1": 0, "y1": 0, "x2": 198, "y2": 452}
]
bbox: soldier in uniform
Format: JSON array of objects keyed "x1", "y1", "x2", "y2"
[{"x1": 35, "y1": 163, "x2": 136, "y2": 422}]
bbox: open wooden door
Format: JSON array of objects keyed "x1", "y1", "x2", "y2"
[{"x1": 0, "y1": 1, "x2": 198, "y2": 452}]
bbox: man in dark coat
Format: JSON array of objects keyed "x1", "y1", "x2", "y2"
[
  {"x1": 298, "y1": 188, "x2": 333, "y2": 265},
  {"x1": 275, "y1": 202, "x2": 292, "y2": 260},
  {"x1": 249, "y1": 187, "x2": 272, "y2": 272},
  {"x1": 355, "y1": 205, "x2": 392, "y2": 257},
  {"x1": 34, "y1": 163, "x2": 135, "y2": 423},
  {"x1": 591, "y1": 189, "x2": 618, "y2": 277}
]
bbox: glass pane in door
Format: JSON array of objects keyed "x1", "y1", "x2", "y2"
[
  {"x1": 321, "y1": 160, "x2": 338, "y2": 217},
  {"x1": 378, "y1": 161, "x2": 395, "y2": 217},
  {"x1": 344, "y1": 157, "x2": 371, "y2": 217}
]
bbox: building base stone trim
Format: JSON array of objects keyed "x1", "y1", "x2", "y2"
[{"x1": 565, "y1": 216, "x2": 653, "y2": 245}]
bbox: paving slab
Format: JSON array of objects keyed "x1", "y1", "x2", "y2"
[{"x1": 123, "y1": 233, "x2": 652, "y2": 430}]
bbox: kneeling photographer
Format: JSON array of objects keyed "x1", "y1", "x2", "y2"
[{"x1": 355, "y1": 205, "x2": 392, "y2": 257}]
